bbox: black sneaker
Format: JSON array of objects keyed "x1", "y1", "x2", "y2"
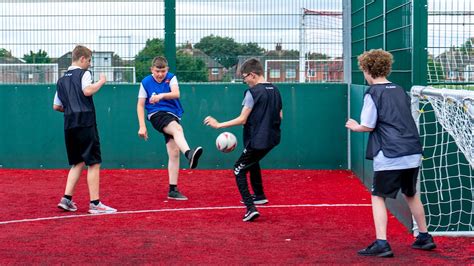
[
  {"x1": 357, "y1": 241, "x2": 394, "y2": 257},
  {"x1": 188, "y1": 147, "x2": 203, "y2": 169},
  {"x1": 240, "y1": 194, "x2": 269, "y2": 205},
  {"x1": 168, "y1": 190, "x2": 188, "y2": 200},
  {"x1": 242, "y1": 207, "x2": 260, "y2": 222},
  {"x1": 412, "y1": 234, "x2": 436, "y2": 250}
]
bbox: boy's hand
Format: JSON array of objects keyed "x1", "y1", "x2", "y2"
[
  {"x1": 345, "y1": 118, "x2": 360, "y2": 131},
  {"x1": 138, "y1": 126, "x2": 148, "y2": 140},
  {"x1": 204, "y1": 116, "x2": 219, "y2": 129},
  {"x1": 149, "y1": 94, "x2": 163, "y2": 104},
  {"x1": 99, "y1": 73, "x2": 106, "y2": 84}
]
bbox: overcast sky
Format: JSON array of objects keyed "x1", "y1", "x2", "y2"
[{"x1": 0, "y1": 0, "x2": 472, "y2": 60}]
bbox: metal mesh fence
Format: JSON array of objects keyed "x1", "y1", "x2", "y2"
[
  {"x1": 427, "y1": 0, "x2": 474, "y2": 88},
  {"x1": 0, "y1": 0, "x2": 343, "y2": 84}
]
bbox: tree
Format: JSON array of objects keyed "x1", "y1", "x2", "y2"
[
  {"x1": 307, "y1": 52, "x2": 330, "y2": 60},
  {"x1": 134, "y1": 38, "x2": 207, "y2": 82},
  {"x1": 22, "y1": 49, "x2": 51, "y2": 63},
  {"x1": 195, "y1": 35, "x2": 265, "y2": 69},
  {"x1": 176, "y1": 51, "x2": 207, "y2": 82},
  {"x1": 0, "y1": 48, "x2": 12, "y2": 58},
  {"x1": 237, "y1": 42, "x2": 265, "y2": 56},
  {"x1": 134, "y1": 38, "x2": 165, "y2": 82}
]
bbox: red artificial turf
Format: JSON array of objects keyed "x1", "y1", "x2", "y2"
[{"x1": 0, "y1": 169, "x2": 472, "y2": 264}]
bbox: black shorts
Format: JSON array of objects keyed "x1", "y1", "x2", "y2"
[
  {"x1": 372, "y1": 167, "x2": 419, "y2": 199},
  {"x1": 64, "y1": 125, "x2": 102, "y2": 166},
  {"x1": 150, "y1": 111, "x2": 180, "y2": 143}
]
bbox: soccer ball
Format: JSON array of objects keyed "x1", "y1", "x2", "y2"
[{"x1": 216, "y1": 132, "x2": 237, "y2": 153}]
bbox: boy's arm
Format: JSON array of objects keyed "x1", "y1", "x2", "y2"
[
  {"x1": 53, "y1": 104, "x2": 64, "y2": 112},
  {"x1": 204, "y1": 106, "x2": 252, "y2": 129},
  {"x1": 345, "y1": 118, "x2": 374, "y2": 132},
  {"x1": 83, "y1": 74, "x2": 106, "y2": 96},
  {"x1": 149, "y1": 83, "x2": 180, "y2": 104},
  {"x1": 137, "y1": 98, "x2": 148, "y2": 140}
]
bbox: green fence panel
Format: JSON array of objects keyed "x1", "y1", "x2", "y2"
[{"x1": 0, "y1": 83, "x2": 347, "y2": 169}]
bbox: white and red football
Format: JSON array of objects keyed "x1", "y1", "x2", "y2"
[{"x1": 215, "y1": 132, "x2": 237, "y2": 153}]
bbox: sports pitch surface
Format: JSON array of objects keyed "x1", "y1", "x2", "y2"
[{"x1": 0, "y1": 169, "x2": 472, "y2": 264}]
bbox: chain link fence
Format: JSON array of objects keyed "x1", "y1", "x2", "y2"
[
  {"x1": 0, "y1": 0, "x2": 343, "y2": 84},
  {"x1": 427, "y1": 0, "x2": 474, "y2": 89}
]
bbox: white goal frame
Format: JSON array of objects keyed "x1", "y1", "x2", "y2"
[{"x1": 411, "y1": 85, "x2": 474, "y2": 236}]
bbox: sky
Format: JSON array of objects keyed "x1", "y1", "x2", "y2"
[
  {"x1": 0, "y1": 0, "x2": 341, "y2": 59},
  {"x1": 0, "y1": 0, "x2": 472, "y2": 60}
]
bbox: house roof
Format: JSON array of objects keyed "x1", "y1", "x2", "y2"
[
  {"x1": 0, "y1": 57, "x2": 24, "y2": 64},
  {"x1": 435, "y1": 49, "x2": 474, "y2": 72},
  {"x1": 178, "y1": 48, "x2": 224, "y2": 68}
]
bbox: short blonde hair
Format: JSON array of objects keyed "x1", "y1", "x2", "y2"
[
  {"x1": 357, "y1": 49, "x2": 393, "y2": 78},
  {"x1": 72, "y1": 45, "x2": 92, "y2": 62}
]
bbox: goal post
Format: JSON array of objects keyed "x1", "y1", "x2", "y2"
[{"x1": 411, "y1": 86, "x2": 474, "y2": 236}]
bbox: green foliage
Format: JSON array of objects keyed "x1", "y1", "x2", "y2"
[
  {"x1": 0, "y1": 48, "x2": 12, "y2": 58},
  {"x1": 307, "y1": 52, "x2": 330, "y2": 60},
  {"x1": 176, "y1": 51, "x2": 208, "y2": 82},
  {"x1": 195, "y1": 35, "x2": 265, "y2": 68},
  {"x1": 237, "y1": 42, "x2": 265, "y2": 56},
  {"x1": 135, "y1": 38, "x2": 165, "y2": 82},
  {"x1": 135, "y1": 38, "x2": 208, "y2": 82},
  {"x1": 22, "y1": 49, "x2": 51, "y2": 63}
]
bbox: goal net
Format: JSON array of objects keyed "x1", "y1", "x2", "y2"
[{"x1": 411, "y1": 86, "x2": 473, "y2": 235}]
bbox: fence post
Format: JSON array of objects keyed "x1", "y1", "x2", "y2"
[{"x1": 165, "y1": 0, "x2": 176, "y2": 72}]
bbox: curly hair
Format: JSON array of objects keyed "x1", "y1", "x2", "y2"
[{"x1": 357, "y1": 49, "x2": 393, "y2": 78}]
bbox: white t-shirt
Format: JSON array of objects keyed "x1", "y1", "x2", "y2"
[
  {"x1": 360, "y1": 94, "x2": 422, "y2": 171},
  {"x1": 53, "y1": 66, "x2": 92, "y2": 106}
]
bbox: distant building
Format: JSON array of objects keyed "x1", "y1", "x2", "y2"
[
  {"x1": 0, "y1": 56, "x2": 58, "y2": 84},
  {"x1": 179, "y1": 43, "x2": 225, "y2": 82},
  {"x1": 236, "y1": 43, "x2": 343, "y2": 83},
  {"x1": 435, "y1": 41, "x2": 474, "y2": 82},
  {"x1": 58, "y1": 51, "x2": 113, "y2": 81}
]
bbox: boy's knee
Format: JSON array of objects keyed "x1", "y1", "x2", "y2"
[{"x1": 168, "y1": 148, "x2": 180, "y2": 159}]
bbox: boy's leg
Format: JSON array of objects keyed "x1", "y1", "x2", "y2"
[
  {"x1": 64, "y1": 162, "x2": 85, "y2": 196},
  {"x1": 371, "y1": 195, "x2": 388, "y2": 240},
  {"x1": 166, "y1": 139, "x2": 180, "y2": 186},
  {"x1": 58, "y1": 162, "x2": 84, "y2": 211},
  {"x1": 166, "y1": 139, "x2": 187, "y2": 200},
  {"x1": 249, "y1": 156, "x2": 270, "y2": 204},
  {"x1": 249, "y1": 163, "x2": 263, "y2": 195},
  {"x1": 87, "y1": 163, "x2": 101, "y2": 201},
  {"x1": 163, "y1": 121, "x2": 203, "y2": 169},
  {"x1": 357, "y1": 195, "x2": 393, "y2": 257},
  {"x1": 163, "y1": 121, "x2": 190, "y2": 154},
  {"x1": 405, "y1": 195, "x2": 428, "y2": 233},
  {"x1": 86, "y1": 163, "x2": 117, "y2": 214},
  {"x1": 234, "y1": 148, "x2": 269, "y2": 221}
]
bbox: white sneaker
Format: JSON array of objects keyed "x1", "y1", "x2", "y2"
[{"x1": 88, "y1": 202, "x2": 117, "y2": 214}]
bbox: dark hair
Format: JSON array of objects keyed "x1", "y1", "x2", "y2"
[
  {"x1": 72, "y1": 45, "x2": 92, "y2": 62},
  {"x1": 357, "y1": 49, "x2": 393, "y2": 78},
  {"x1": 240, "y1": 58, "x2": 264, "y2": 76},
  {"x1": 152, "y1": 56, "x2": 168, "y2": 68}
]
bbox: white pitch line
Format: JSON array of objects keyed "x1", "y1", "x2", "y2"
[{"x1": 0, "y1": 203, "x2": 371, "y2": 225}]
